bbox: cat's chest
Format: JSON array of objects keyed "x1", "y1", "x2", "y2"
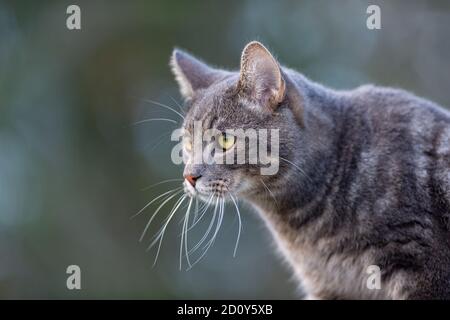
[
  {"x1": 270, "y1": 224, "x2": 391, "y2": 299},
  {"x1": 255, "y1": 205, "x2": 393, "y2": 299},
  {"x1": 291, "y1": 246, "x2": 388, "y2": 299}
]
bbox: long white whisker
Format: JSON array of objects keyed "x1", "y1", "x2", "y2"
[
  {"x1": 168, "y1": 95, "x2": 185, "y2": 115},
  {"x1": 202, "y1": 197, "x2": 224, "y2": 250},
  {"x1": 279, "y1": 156, "x2": 303, "y2": 173},
  {"x1": 176, "y1": 201, "x2": 193, "y2": 225},
  {"x1": 193, "y1": 197, "x2": 199, "y2": 223},
  {"x1": 139, "y1": 98, "x2": 185, "y2": 120},
  {"x1": 260, "y1": 178, "x2": 278, "y2": 207},
  {"x1": 180, "y1": 197, "x2": 193, "y2": 270},
  {"x1": 132, "y1": 187, "x2": 182, "y2": 219},
  {"x1": 139, "y1": 190, "x2": 183, "y2": 242},
  {"x1": 188, "y1": 196, "x2": 219, "y2": 255},
  {"x1": 280, "y1": 157, "x2": 312, "y2": 183},
  {"x1": 149, "y1": 194, "x2": 186, "y2": 245},
  {"x1": 197, "y1": 194, "x2": 214, "y2": 213},
  {"x1": 229, "y1": 193, "x2": 242, "y2": 258},
  {"x1": 187, "y1": 197, "x2": 224, "y2": 269},
  {"x1": 188, "y1": 201, "x2": 220, "y2": 270},
  {"x1": 150, "y1": 194, "x2": 187, "y2": 266},
  {"x1": 132, "y1": 118, "x2": 177, "y2": 125},
  {"x1": 143, "y1": 131, "x2": 172, "y2": 153},
  {"x1": 141, "y1": 179, "x2": 183, "y2": 191},
  {"x1": 188, "y1": 194, "x2": 214, "y2": 231}
]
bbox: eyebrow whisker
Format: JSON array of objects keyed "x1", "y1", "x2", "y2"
[
  {"x1": 132, "y1": 118, "x2": 178, "y2": 125},
  {"x1": 139, "y1": 98, "x2": 186, "y2": 120},
  {"x1": 168, "y1": 95, "x2": 185, "y2": 115}
]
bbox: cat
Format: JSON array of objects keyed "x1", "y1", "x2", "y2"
[{"x1": 169, "y1": 41, "x2": 450, "y2": 299}]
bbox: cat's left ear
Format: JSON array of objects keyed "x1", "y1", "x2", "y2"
[
  {"x1": 170, "y1": 49, "x2": 221, "y2": 100},
  {"x1": 238, "y1": 41, "x2": 285, "y2": 110}
]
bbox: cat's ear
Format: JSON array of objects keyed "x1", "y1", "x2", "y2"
[
  {"x1": 170, "y1": 49, "x2": 219, "y2": 100},
  {"x1": 238, "y1": 41, "x2": 285, "y2": 110}
]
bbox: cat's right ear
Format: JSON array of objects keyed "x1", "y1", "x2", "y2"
[
  {"x1": 237, "y1": 41, "x2": 285, "y2": 111},
  {"x1": 170, "y1": 49, "x2": 219, "y2": 100}
]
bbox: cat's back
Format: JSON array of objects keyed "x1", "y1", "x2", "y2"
[
  {"x1": 344, "y1": 84, "x2": 450, "y2": 232},
  {"x1": 349, "y1": 84, "x2": 450, "y2": 127},
  {"x1": 342, "y1": 85, "x2": 450, "y2": 160}
]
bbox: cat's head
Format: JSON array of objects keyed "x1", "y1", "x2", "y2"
[{"x1": 170, "y1": 41, "x2": 304, "y2": 202}]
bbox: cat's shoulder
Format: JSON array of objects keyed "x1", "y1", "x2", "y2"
[
  {"x1": 348, "y1": 84, "x2": 450, "y2": 120},
  {"x1": 351, "y1": 83, "x2": 428, "y2": 105}
]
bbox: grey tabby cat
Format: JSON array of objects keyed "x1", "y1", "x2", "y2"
[{"x1": 170, "y1": 41, "x2": 450, "y2": 299}]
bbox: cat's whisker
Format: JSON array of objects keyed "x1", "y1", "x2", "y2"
[
  {"x1": 228, "y1": 192, "x2": 242, "y2": 258},
  {"x1": 149, "y1": 194, "x2": 186, "y2": 246},
  {"x1": 176, "y1": 201, "x2": 193, "y2": 227},
  {"x1": 150, "y1": 194, "x2": 187, "y2": 266},
  {"x1": 197, "y1": 194, "x2": 214, "y2": 213},
  {"x1": 132, "y1": 187, "x2": 182, "y2": 220},
  {"x1": 141, "y1": 179, "x2": 183, "y2": 191},
  {"x1": 193, "y1": 197, "x2": 199, "y2": 223},
  {"x1": 132, "y1": 118, "x2": 178, "y2": 126},
  {"x1": 187, "y1": 193, "x2": 214, "y2": 232},
  {"x1": 180, "y1": 197, "x2": 194, "y2": 270},
  {"x1": 188, "y1": 196, "x2": 219, "y2": 256},
  {"x1": 143, "y1": 131, "x2": 173, "y2": 153},
  {"x1": 280, "y1": 157, "x2": 312, "y2": 183},
  {"x1": 168, "y1": 95, "x2": 185, "y2": 115},
  {"x1": 202, "y1": 197, "x2": 225, "y2": 251},
  {"x1": 188, "y1": 197, "x2": 225, "y2": 269},
  {"x1": 139, "y1": 189, "x2": 183, "y2": 242},
  {"x1": 260, "y1": 178, "x2": 278, "y2": 208},
  {"x1": 139, "y1": 98, "x2": 185, "y2": 120}
]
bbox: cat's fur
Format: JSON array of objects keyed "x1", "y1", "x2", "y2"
[{"x1": 170, "y1": 41, "x2": 450, "y2": 299}]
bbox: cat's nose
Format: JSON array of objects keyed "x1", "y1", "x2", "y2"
[{"x1": 184, "y1": 174, "x2": 201, "y2": 187}]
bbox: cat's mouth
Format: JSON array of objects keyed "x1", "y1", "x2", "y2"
[{"x1": 183, "y1": 178, "x2": 231, "y2": 201}]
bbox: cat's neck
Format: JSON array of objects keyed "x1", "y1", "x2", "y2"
[{"x1": 246, "y1": 70, "x2": 346, "y2": 218}]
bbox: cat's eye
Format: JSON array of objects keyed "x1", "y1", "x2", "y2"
[
  {"x1": 217, "y1": 133, "x2": 235, "y2": 151},
  {"x1": 184, "y1": 137, "x2": 192, "y2": 152}
]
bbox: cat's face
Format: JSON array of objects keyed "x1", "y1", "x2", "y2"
[
  {"x1": 181, "y1": 78, "x2": 270, "y2": 201},
  {"x1": 171, "y1": 42, "x2": 301, "y2": 202}
]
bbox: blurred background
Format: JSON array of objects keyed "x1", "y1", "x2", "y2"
[{"x1": 1, "y1": 0, "x2": 450, "y2": 299}]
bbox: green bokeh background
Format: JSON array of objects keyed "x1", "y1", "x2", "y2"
[{"x1": 1, "y1": 0, "x2": 449, "y2": 299}]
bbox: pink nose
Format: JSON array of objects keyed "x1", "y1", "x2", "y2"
[{"x1": 184, "y1": 174, "x2": 200, "y2": 187}]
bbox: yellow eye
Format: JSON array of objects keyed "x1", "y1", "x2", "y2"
[
  {"x1": 184, "y1": 137, "x2": 192, "y2": 152},
  {"x1": 218, "y1": 133, "x2": 235, "y2": 150}
]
